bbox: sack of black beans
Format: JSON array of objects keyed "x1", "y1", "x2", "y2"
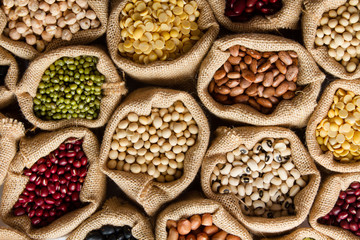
[
  {"x1": 0, "y1": 227, "x2": 31, "y2": 240},
  {"x1": 0, "y1": 127, "x2": 106, "y2": 239},
  {"x1": 261, "y1": 227, "x2": 332, "y2": 240},
  {"x1": 0, "y1": 113, "x2": 24, "y2": 186},
  {"x1": 197, "y1": 33, "x2": 325, "y2": 127},
  {"x1": 201, "y1": 126, "x2": 321, "y2": 235},
  {"x1": 0, "y1": 0, "x2": 108, "y2": 60},
  {"x1": 209, "y1": 0, "x2": 302, "y2": 32},
  {"x1": 0, "y1": 47, "x2": 18, "y2": 109},
  {"x1": 106, "y1": 0, "x2": 219, "y2": 86},
  {"x1": 99, "y1": 88, "x2": 210, "y2": 216},
  {"x1": 16, "y1": 45, "x2": 127, "y2": 131},
  {"x1": 68, "y1": 197, "x2": 154, "y2": 240}
]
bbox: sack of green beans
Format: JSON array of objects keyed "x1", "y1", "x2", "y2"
[
  {"x1": 68, "y1": 197, "x2": 154, "y2": 240},
  {"x1": 197, "y1": 33, "x2": 325, "y2": 127},
  {"x1": 0, "y1": 113, "x2": 24, "y2": 186},
  {"x1": 0, "y1": 127, "x2": 106, "y2": 239},
  {"x1": 303, "y1": 0, "x2": 360, "y2": 79},
  {"x1": 306, "y1": 79, "x2": 360, "y2": 173},
  {"x1": 261, "y1": 228, "x2": 332, "y2": 240},
  {"x1": 0, "y1": 0, "x2": 108, "y2": 60},
  {"x1": 0, "y1": 46, "x2": 18, "y2": 109},
  {"x1": 201, "y1": 126, "x2": 321, "y2": 235},
  {"x1": 106, "y1": 0, "x2": 219, "y2": 86},
  {"x1": 209, "y1": 0, "x2": 302, "y2": 33},
  {"x1": 16, "y1": 45, "x2": 127, "y2": 131},
  {"x1": 0, "y1": 227, "x2": 31, "y2": 240},
  {"x1": 99, "y1": 88, "x2": 210, "y2": 216}
]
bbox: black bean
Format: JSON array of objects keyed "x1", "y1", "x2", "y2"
[
  {"x1": 123, "y1": 226, "x2": 132, "y2": 239},
  {"x1": 86, "y1": 231, "x2": 104, "y2": 240},
  {"x1": 101, "y1": 225, "x2": 115, "y2": 235}
]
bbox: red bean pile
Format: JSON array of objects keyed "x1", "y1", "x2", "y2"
[
  {"x1": 12, "y1": 138, "x2": 88, "y2": 228},
  {"x1": 318, "y1": 181, "x2": 360, "y2": 236},
  {"x1": 225, "y1": 0, "x2": 283, "y2": 22}
]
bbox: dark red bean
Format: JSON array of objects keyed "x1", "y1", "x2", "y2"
[
  {"x1": 71, "y1": 176, "x2": 77, "y2": 182},
  {"x1": 80, "y1": 157, "x2": 87, "y2": 166},
  {"x1": 45, "y1": 197, "x2": 55, "y2": 205},
  {"x1": 66, "y1": 143, "x2": 73, "y2": 150},
  {"x1": 48, "y1": 183, "x2": 56, "y2": 194},
  {"x1": 67, "y1": 157, "x2": 74, "y2": 164},
  {"x1": 340, "y1": 191, "x2": 347, "y2": 199},
  {"x1": 347, "y1": 196, "x2": 357, "y2": 204},
  {"x1": 348, "y1": 189, "x2": 356, "y2": 195},
  {"x1": 71, "y1": 192, "x2": 79, "y2": 202},
  {"x1": 45, "y1": 170, "x2": 51, "y2": 178},
  {"x1": 246, "y1": 0, "x2": 257, "y2": 7},
  {"x1": 59, "y1": 144, "x2": 66, "y2": 151},
  {"x1": 26, "y1": 183, "x2": 36, "y2": 191},
  {"x1": 23, "y1": 169, "x2": 32, "y2": 176},
  {"x1": 57, "y1": 167, "x2": 65, "y2": 175},
  {"x1": 341, "y1": 220, "x2": 350, "y2": 230},
  {"x1": 42, "y1": 178, "x2": 49, "y2": 187},
  {"x1": 14, "y1": 208, "x2": 26, "y2": 216},
  {"x1": 59, "y1": 177, "x2": 67, "y2": 184},
  {"x1": 60, "y1": 185, "x2": 67, "y2": 195},
  {"x1": 66, "y1": 151, "x2": 76, "y2": 158},
  {"x1": 38, "y1": 164, "x2": 47, "y2": 173},
  {"x1": 338, "y1": 211, "x2": 349, "y2": 220},
  {"x1": 68, "y1": 183, "x2": 76, "y2": 192},
  {"x1": 71, "y1": 168, "x2": 78, "y2": 177},
  {"x1": 245, "y1": 6, "x2": 255, "y2": 13},
  {"x1": 40, "y1": 187, "x2": 49, "y2": 197},
  {"x1": 78, "y1": 168, "x2": 87, "y2": 178},
  {"x1": 53, "y1": 192, "x2": 61, "y2": 200},
  {"x1": 35, "y1": 208, "x2": 43, "y2": 217},
  {"x1": 351, "y1": 182, "x2": 360, "y2": 189},
  {"x1": 34, "y1": 176, "x2": 42, "y2": 186},
  {"x1": 337, "y1": 199, "x2": 345, "y2": 206},
  {"x1": 74, "y1": 145, "x2": 81, "y2": 152},
  {"x1": 31, "y1": 165, "x2": 38, "y2": 172},
  {"x1": 349, "y1": 206, "x2": 357, "y2": 215},
  {"x1": 58, "y1": 158, "x2": 67, "y2": 166},
  {"x1": 351, "y1": 222, "x2": 359, "y2": 232},
  {"x1": 233, "y1": 0, "x2": 246, "y2": 14},
  {"x1": 52, "y1": 174, "x2": 59, "y2": 182},
  {"x1": 73, "y1": 161, "x2": 81, "y2": 168},
  {"x1": 65, "y1": 165, "x2": 71, "y2": 172},
  {"x1": 28, "y1": 209, "x2": 35, "y2": 218},
  {"x1": 29, "y1": 174, "x2": 37, "y2": 182},
  {"x1": 76, "y1": 151, "x2": 84, "y2": 159},
  {"x1": 76, "y1": 183, "x2": 82, "y2": 192}
]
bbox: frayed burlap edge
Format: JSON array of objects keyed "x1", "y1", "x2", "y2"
[
  {"x1": 261, "y1": 227, "x2": 333, "y2": 240},
  {"x1": 0, "y1": 227, "x2": 30, "y2": 240},
  {"x1": 0, "y1": 46, "x2": 18, "y2": 109}
]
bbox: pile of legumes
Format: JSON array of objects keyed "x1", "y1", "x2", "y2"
[
  {"x1": 316, "y1": 89, "x2": 360, "y2": 162},
  {"x1": 166, "y1": 213, "x2": 240, "y2": 240},
  {"x1": 314, "y1": 0, "x2": 360, "y2": 73},
  {"x1": 208, "y1": 45, "x2": 300, "y2": 114},
  {"x1": 85, "y1": 225, "x2": 136, "y2": 240},
  {"x1": 211, "y1": 138, "x2": 307, "y2": 218},
  {"x1": 1, "y1": 0, "x2": 101, "y2": 52},
  {"x1": 225, "y1": 0, "x2": 283, "y2": 23},
  {"x1": 318, "y1": 181, "x2": 360, "y2": 236},
  {"x1": 0, "y1": 65, "x2": 9, "y2": 85},
  {"x1": 107, "y1": 101, "x2": 198, "y2": 183},
  {"x1": 12, "y1": 137, "x2": 88, "y2": 227},
  {"x1": 33, "y1": 55, "x2": 105, "y2": 121},
  {"x1": 117, "y1": 0, "x2": 203, "y2": 64}
]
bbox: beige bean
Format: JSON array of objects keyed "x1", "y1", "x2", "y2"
[
  {"x1": 215, "y1": 77, "x2": 229, "y2": 86},
  {"x1": 257, "y1": 98, "x2": 273, "y2": 108},
  {"x1": 177, "y1": 219, "x2": 191, "y2": 235},
  {"x1": 245, "y1": 83, "x2": 258, "y2": 96},
  {"x1": 263, "y1": 87, "x2": 276, "y2": 98},
  {"x1": 254, "y1": 72, "x2": 264, "y2": 83},
  {"x1": 226, "y1": 79, "x2": 240, "y2": 88},
  {"x1": 214, "y1": 69, "x2": 226, "y2": 80},
  {"x1": 228, "y1": 56, "x2": 241, "y2": 65},
  {"x1": 229, "y1": 45, "x2": 240, "y2": 57},
  {"x1": 223, "y1": 61, "x2": 232, "y2": 73},
  {"x1": 275, "y1": 59, "x2": 287, "y2": 74},
  {"x1": 242, "y1": 69, "x2": 256, "y2": 82},
  {"x1": 257, "y1": 60, "x2": 272, "y2": 73},
  {"x1": 229, "y1": 87, "x2": 244, "y2": 97},
  {"x1": 272, "y1": 74, "x2": 285, "y2": 87},
  {"x1": 278, "y1": 51, "x2": 293, "y2": 65},
  {"x1": 227, "y1": 72, "x2": 241, "y2": 79},
  {"x1": 285, "y1": 65, "x2": 299, "y2": 81},
  {"x1": 249, "y1": 59, "x2": 257, "y2": 73},
  {"x1": 275, "y1": 81, "x2": 289, "y2": 96},
  {"x1": 282, "y1": 91, "x2": 295, "y2": 99},
  {"x1": 263, "y1": 72, "x2": 274, "y2": 87}
]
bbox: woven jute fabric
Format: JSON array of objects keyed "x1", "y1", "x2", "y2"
[
  {"x1": 306, "y1": 79, "x2": 360, "y2": 173},
  {"x1": 303, "y1": 0, "x2": 360, "y2": 80},
  {"x1": 209, "y1": 0, "x2": 302, "y2": 32},
  {"x1": 0, "y1": 227, "x2": 31, "y2": 240},
  {"x1": 261, "y1": 228, "x2": 333, "y2": 240},
  {"x1": 309, "y1": 173, "x2": 360, "y2": 240},
  {"x1": 0, "y1": 127, "x2": 106, "y2": 239},
  {"x1": 0, "y1": 113, "x2": 24, "y2": 186},
  {"x1": 100, "y1": 88, "x2": 210, "y2": 216},
  {"x1": 68, "y1": 197, "x2": 154, "y2": 240},
  {"x1": 107, "y1": 0, "x2": 219, "y2": 86},
  {"x1": 197, "y1": 33, "x2": 325, "y2": 127},
  {"x1": 0, "y1": 46, "x2": 18, "y2": 109},
  {"x1": 155, "y1": 196, "x2": 253, "y2": 240},
  {"x1": 16, "y1": 45, "x2": 127, "y2": 131},
  {"x1": 201, "y1": 126, "x2": 321, "y2": 235},
  {"x1": 0, "y1": 1, "x2": 108, "y2": 60}
]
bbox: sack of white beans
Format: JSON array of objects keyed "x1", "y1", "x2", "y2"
[
  {"x1": 201, "y1": 126, "x2": 321, "y2": 235},
  {"x1": 261, "y1": 228, "x2": 332, "y2": 240},
  {"x1": 99, "y1": 88, "x2": 210, "y2": 216},
  {"x1": 0, "y1": 46, "x2": 18, "y2": 109},
  {"x1": 0, "y1": 227, "x2": 31, "y2": 240}
]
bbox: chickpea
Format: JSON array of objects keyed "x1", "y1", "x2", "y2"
[
  {"x1": 65, "y1": 12, "x2": 77, "y2": 25},
  {"x1": 76, "y1": 10, "x2": 86, "y2": 20},
  {"x1": 15, "y1": 0, "x2": 29, "y2": 7},
  {"x1": 69, "y1": 22, "x2": 80, "y2": 33},
  {"x1": 61, "y1": 28, "x2": 72, "y2": 41},
  {"x1": 72, "y1": 3, "x2": 81, "y2": 14},
  {"x1": 8, "y1": 20, "x2": 16, "y2": 29},
  {"x1": 54, "y1": 27, "x2": 62, "y2": 38},
  {"x1": 90, "y1": 19, "x2": 100, "y2": 28},
  {"x1": 57, "y1": 17, "x2": 67, "y2": 28},
  {"x1": 45, "y1": 14, "x2": 56, "y2": 25},
  {"x1": 31, "y1": 18, "x2": 42, "y2": 28},
  {"x1": 85, "y1": 9, "x2": 96, "y2": 20},
  {"x1": 21, "y1": 28, "x2": 33, "y2": 37},
  {"x1": 36, "y1": 39, "x2": 45, "y2": 51},
  {"x1": 39, "y1": 1, "x2": 50, "y2": 12},
  {"x1": 2, "y1": 6, "x2": 11, "y2": 15},
  {"x1": 32, "y1": 25, "x2": 44, "y2": 35},
  {"x1": 28, "y1": 0, "x2": 39, "y2": 12},
  {"x1": 76, "y1": 0, "x2": 88, "y2": 9},
  {"x1": 45, "y1": 25, "x2": 57, "y2": 35},
  {"x1": 15, "y1": 22, "x2": 28, "y2": 34},
  {"x1": 50, "y1": 3, "x2": 60, "y2": 16},
  {"x1": 25, "y1": 34, "x2": 36, "y2": 45},
  {"x1": 79, "y1": 18, "x2": 90, "y2": 29},
  {"x1": 8, "y1": 10, "x2": 18, "y2": 21},
  {"x1": 44, "y1": 0, "x2": 55, "y2": 4},
  {"x1": 58, "y1": 1, "x2": 68, "y2": 11},
  {"x1": 9, "y1": 28, "x2": 21, "y2": 40},
  {"x1": 3, "y1": 0, "x2": 15, "y2": 8},
  {"x1": 34, "y1": 10, "x2": 46, "y2": 20},
  {"x1": 41, "y1": 30, "x2": 53, "y2": 42},
  {"x1": 23, "y1": 15, "x2": 32, "y2": 27}
]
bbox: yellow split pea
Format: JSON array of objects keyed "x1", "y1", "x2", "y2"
[
  {"x1": 316, "y1": 89, "x2": 360, "y2": 163},
  {"x1": 118, "y1": 0, "x2": 203, "y2": 64}
]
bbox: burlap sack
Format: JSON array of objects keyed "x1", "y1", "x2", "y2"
[
  {"x1": 302, "y1": 0, "x2": 360, "y2": 80},
  {"x1": 306, "y1": 79, "x2": 360, "y2": 173},
  {"x1": 0, "y1": 112, "x2": 24, "y2": 186},
  {"x1": 261, "y1": 228, "x2": 333, "y2": 240},
  {"x1": 107, "y1": 0, "x2": 219, "y2": 86},
  {"x1": 0, "y1": 46, "x2": 18, "y2": 109},
  {"x1": 309, "y1": 173, "x2": 360, "y2": 240},
  {"x1": 100, "y1": 88, "x2": 210, "y2": 216},
  {"x1": 16, "y1": 45, "x2": 127, "y2": 131},
  {"x1": 197, "y1": 33, "x2": 325, "y2": 127},
  {"x1": 0, "y1": 127, "x2": 106, "y2": 239},
  {"x1": 68, "y1": 197, "x2": 154, "y2": 240},
  {"x1": 209, "y1": 0, "x2": 302, "y2": 32},
  {"x1": 0, "y1": 227, "x2": 31, "y2": 240},
  {"x1": 0, "y1": 1, "x2": 108, "y2": 60},
  {"x1": 155, "y1": 196, "x2": 253, "y2": 240},
  {"x1": 201, "y1": 126, "x2": 321, "y2": 235}
]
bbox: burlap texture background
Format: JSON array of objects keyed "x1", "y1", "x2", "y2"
[
  {"x1": 68, "y1": 197, "x2": 154, "y2": 240},
  {"x1": 100, "y1": 88, "x2": 210, "y2": 216},
  {"x1": 201, "y1": 126, "x2": 321, "y2": 235},
  {"x1": 16, "y1": 45, "x2": 127, "y2": 131},
  {"x1": 0, "y1": 46, "x2": 18, "y2": 109},
  {"x1": 261, "y1": 227, "x2": 333, "y2": 240},
  {"x1": 0, "y1": 0, "x2": 108, "y2": 60},
  {"x1": 197, "y1": 33, "x2": 325, "y2": 127},
  {"x1": 107, "y1": 0, "x2": 219, "y2": 86},
  {"x1": 0, "y1": 127, "x2": 106, "y2": 239},
  {"x1": 0, "y1": 227, "x2": 31, "y2": 240}
]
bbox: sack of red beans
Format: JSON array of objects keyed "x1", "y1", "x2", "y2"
[
  {"x1": 68, "y1": 197, "x2": 154, "y2": 240},
  {"x1": 208, "y1": 0, "x2": 302, "y2": 32},
  {"x1": 0, "y1": 127, "x2": 106, "y2": 239},
  {"x1": 260, "y1": 227, "x2": 332, "y2": 240},
  {"x1": 99, "y1": 88, "x2": 210, "y2": 216},
  {"x1": 197, "y1": 33, "x2": 325, "y2": 127},
  {"x1": 0, "y1": 47, "x2": 18, "y2": 109},
  {"x1": 0, "y1": 113, "x2": 24, "y2": 186},
  {"x1": 16, "y1": 45, "x2": 127, "y2": 131},
  {"x1": 0, "y1": 227, "x2": 30, "y2": 240},
  {"x1": 201, "y1": 126, "x2": 321, "y2": 235}
]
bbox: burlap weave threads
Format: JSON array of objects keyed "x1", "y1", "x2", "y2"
[
  {"x1": 0, "y1": 0, "x2": 108, "y2": 60},
  {"x1": 100, "y1": 88, "x2": 210, "y2": 216},
  {"x1": 261, "y1": 227, "x2": 332, "y2": 240},
  {"x1": 68, "y1": 197, "x2": 154, "y2": 240},
  {"x1": 0, "y1": 127, "x2": 106, "y2": 239},
  {"x1": 0, "y1": 227, "x2": 31, "y2": 240},
  {"x1": 197, "y1": 34, "x2": 325, "y2": 127},
  {"x1": 107, "y1": 0, "x2": 219, "y2": 86},
  {"x1": 0, "y1": 46, "x2": 18, "y2": 109},
  {"x1": 16, "y1": 45, "x2": 127, "y2": 131},
  {"x1": 201, "y1": 126, "x2": 321, "y2": 235}
]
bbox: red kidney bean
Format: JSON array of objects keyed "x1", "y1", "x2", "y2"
[
  {"x1": 68, "y1": 183, "x2": 76, "y2": 192},
  {"x1": 26, "y1": 183, "x2": 36, "y2": 191},
  {"x1": 14, "y1": 208, "x2": 25, "y2": 216},
  {"x1": 81, "y1": 157, "x2": 88, "y2": 166},
  {"x1": 23, "y1": 169, "x2": 32, "y2": 176},
  {"x1": 340, "y1": 191, "x2": 347, "y2": 199},
  {"x1": 73, "y1": 161, "x2": 81, "y2": 168}
]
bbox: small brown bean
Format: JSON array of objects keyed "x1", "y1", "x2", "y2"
[
  {"x1": 244, "y1": 55, "x2": 252, "y2": 65},
  {"x1": 278, "y1": 51, "x2": 293, "y2": 65},
  {"x1": 234, "y1": 95, "x2": 249, "y2": 103},
  {"x1": 178, "y1": 219, "x2": 192, "y2": 235},
  {"x1": 257, "y1": 97, "x2": 273, "y2": 108},
  {"x1": 215, "y1": 77, "x2": 229, "y2": 86},
  {"x1": 269, "y1": 96, "x2": 279, "y2": 104},
  {"x1": 285, "y1": 65, "x2": 299, "y2": 81},
  {"x1": 283, "y1": 91, "x2": 296, "y2": 99},
  {"x1": 254, "y1": 72, "x2": 264, "y2": 83},
  {"x1": 239, "y1": 62, "x2": 248, "y2": 70},
  {"x1": 263, "y1": 87, "x2": 275, "y2": 98},
  {"x1": 223, "y1": 61, "x2": 232, "y2": 73},
  {"x1": 203, "y1": 225, "x2": 219, "y2": 235},
  {"x1": 245, "y1": 83, "x2": 258, "y2": 96},
  {"x1": 229, "y1": 87, "x2": 244, "y2": 97},
  {"x1": 227, "y1": 72, "x2": 241, "y2": 79},
  {"x1": 216, "y1": 86, "x2": 231, "y2": 95},
  {"x1": 214, "y1": 93, "x2": 228, "y2": 103},
  {"x1": 238, "y1": 51, "x2": 246, "y2": 57},
  {"x1": 275, "y1": 81, "x2": 289, "y2": 96},
  {"x1": 186, "y1": 234, "x2": 196, "y2": 240},
  {"x1": 196, "y1": 233, "x2": 209, "y2": 240},
  {"x1": 190, "y1": 215, "x2": 201, "y2": 230},
  {"x1": 226, "y1": 79, "x2": 240, "y2": 88},
  {"x1": 214, "y1": 69, "x2": 226, "y2": 80},
  {"x1": 208, "y1": 81, "x2": 215, "y2": 93},
  {"x1": 258, "y1": 60, "x2": 272, "y2": 73},
  {"x1": 233, "y1": 65, "x2": 240, "y2": 72},
  {"x1": 287, "y1": 81, "x2": 297, "y2": 91},
  {"x1": 246, "y1": 49, "x2": 261, "y2": 59},
  {"x1": 240, "y1": 78, "x2": 252, "y2": 89},
  {"x1": 168, "y1": 227, "x2": 179, "y2": 240},
  {"x1": 249, "y1": 59, "x2": 257, "y2": 74},
  {"x1": 226, "y1": 235, "x2": 241, "y2": 240},
  {"x1": 228, "y1": 56, "x2": 241, "y2": 65},
  {"x1": 257, "y1": 85, "x2": 264, "y2": 97},
  {"x1": 201, "y1": 213, "x2": 212, "y2": 226},
  {"x1": 272, "y1": 68, "x2": 280, "y2": 77},
  {"x1": 263, "y1": 72, "x2": 274, "y2": 87},
  {"x1": 288, "y1": 51, "x2": 298, "y2": 58},
  {"x1": 269, "y1": 54, "x2": 279, "y2": 63},
  {"x1": 229, "y1": 45, "x2": 239, "y2": 57},
  {"x1": 275, "y1": 59, "x2": 287, "y2": 74},
  {"x1": 249, "y1": 98, "x2": 261, "y2": 111},
  {"x1": 167, "y1": 220, "x2": 178, "y2": 229},
  {"x1": 272, "y1": 74, "x2": 285, "y2": 87},
  {"x1": 241, "y1": 69, "x2": 256, "y2": 82},
  {"x1": 212, "y1": 231, "x2": 227, "y2": 240},
  {"x1": 262, "y1": 52, "x2": 272, "y2": 58}
]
